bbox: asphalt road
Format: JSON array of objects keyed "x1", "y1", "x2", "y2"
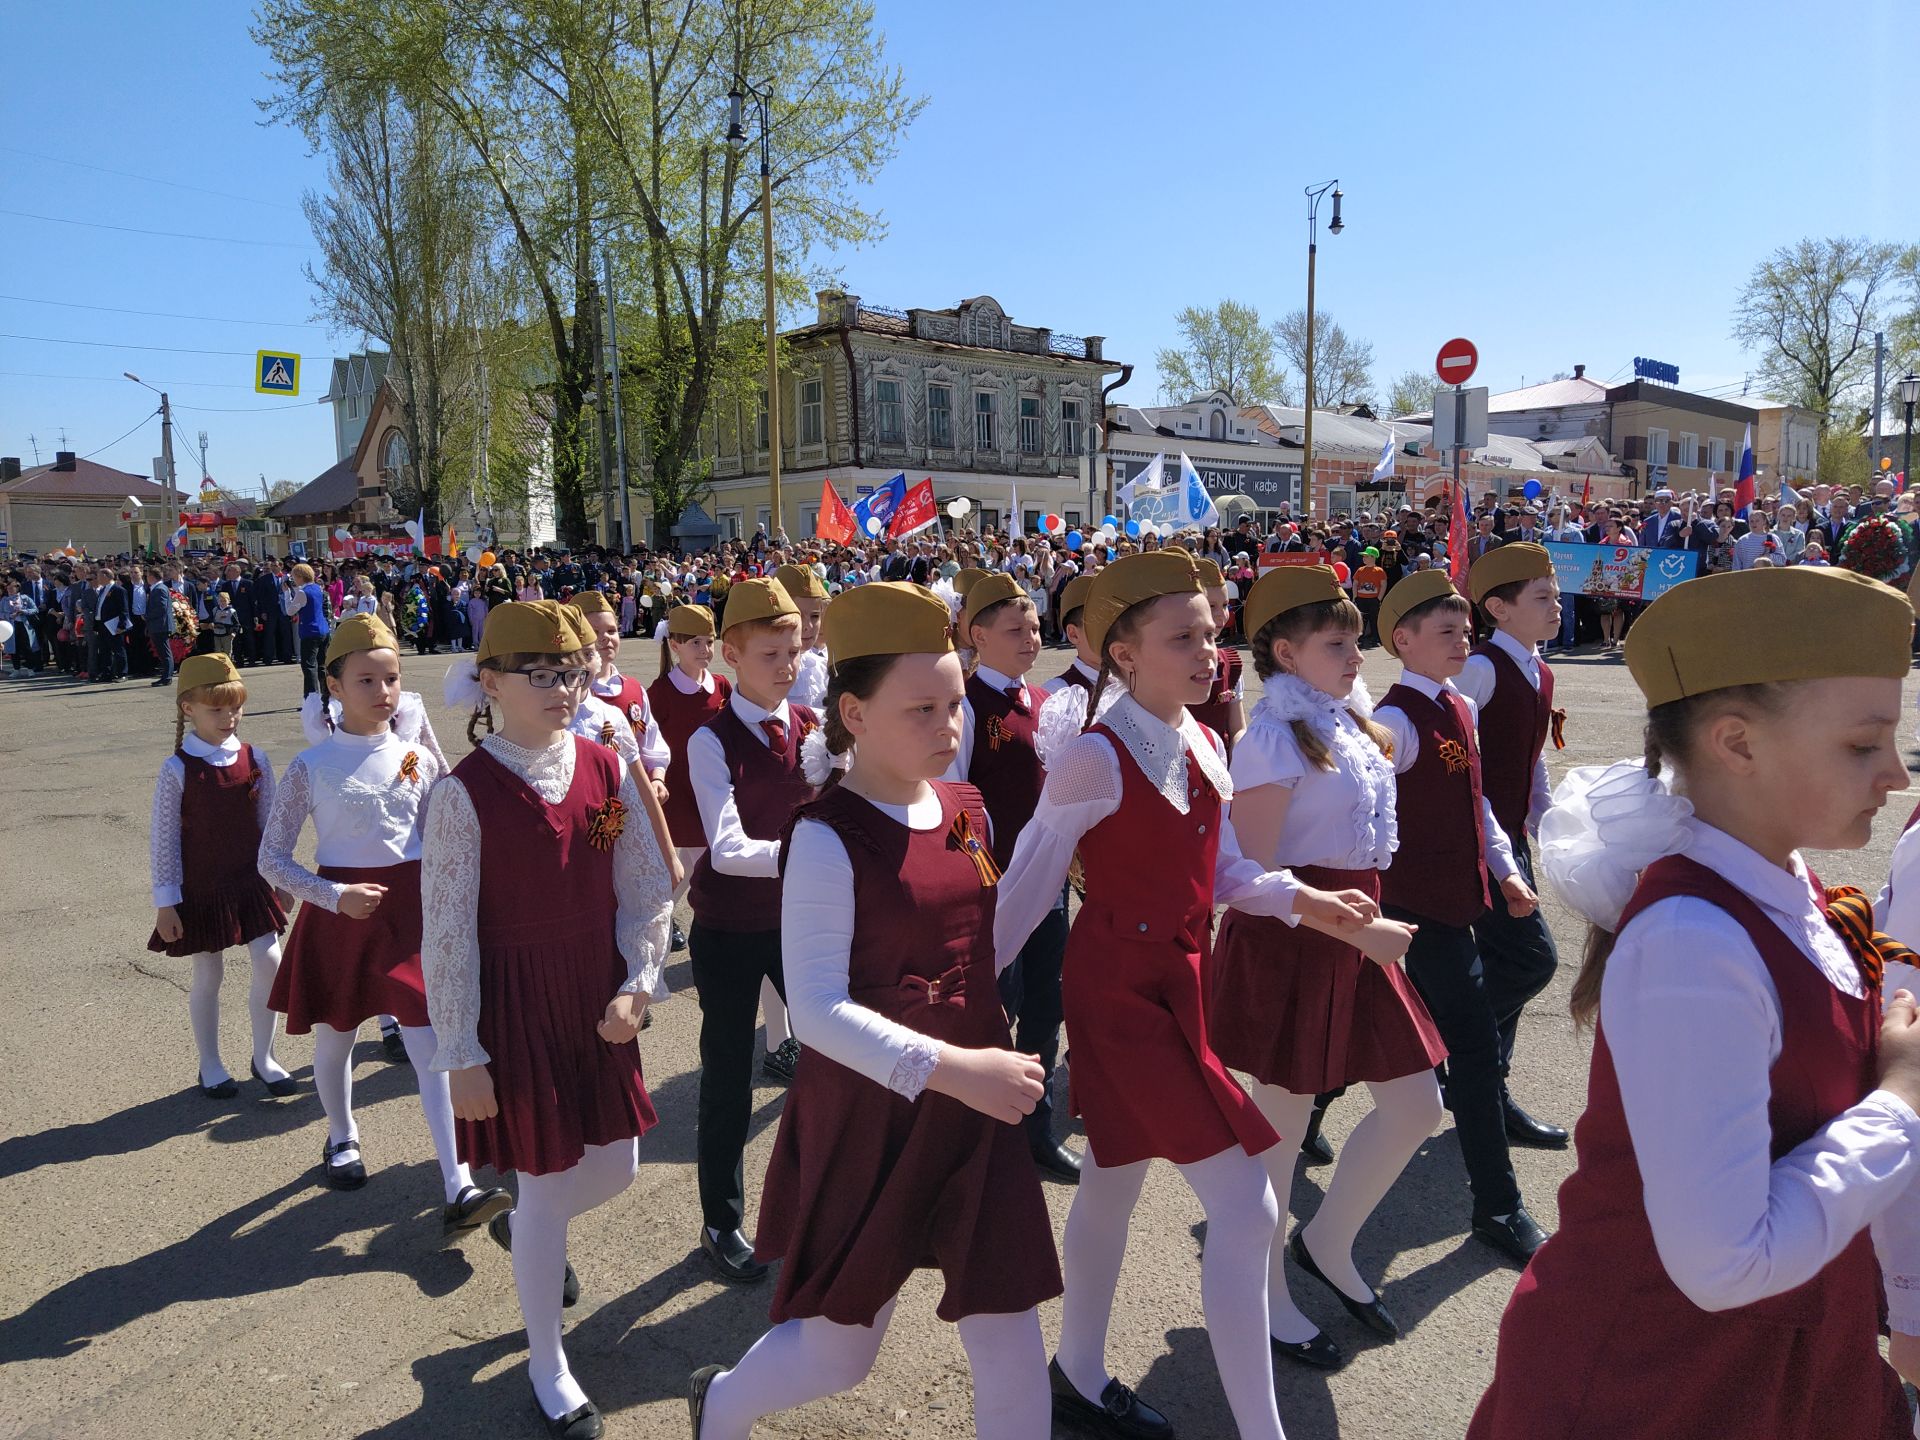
[{"x1": 3, "y1": 639, "x2": 1914, "y2": 1440}]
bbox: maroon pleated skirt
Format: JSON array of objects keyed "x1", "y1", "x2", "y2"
[
  {"x1": 269, "y1": 861, "x2": 427, "y2": 1034},
  {"x1": 147, "y1": 876, "x2": 286, "y2": 959},
  {"x1": 454, "y1": 925, "x2": 656, "y2": 1177},
  {"x1": 1207, "y1": 865, "x2": 1447, "y2": 1094}
]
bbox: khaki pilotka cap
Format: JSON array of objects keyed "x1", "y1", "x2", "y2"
[
  {"x1": 1467, "y1": 542, "x2": 1555, "y2": 604},
  {"x1": 1081, "y1": 550, "x2": 1204, "y2": 655},
  {"x1": 823, "y1": 582, "x2": 956, "y2": 666},
  {"x1": 476, "y1": 600, "x2": 590, "y2": 664},
  {"x1": 666, "y1": 604, "x2": 716, "y2": 638},
  {"x1": 719, "y1": 577, "x2": 800, "y2": 634},
  {"x1": 1242, "y1": 565, "x2": 1346, "y2": 642},
  {"x1": 774, "y1": 564, "x2": 830, "y2": 601},
  {"x1": 324, "y1": 613, "x2": 400, "y2": 667},
  {"x1": 960, "y1": 571, "x2": 1028, "y2": 633},
  {"x1": 1376, "y1": 570, "x2": 1463, "y2": 659}
]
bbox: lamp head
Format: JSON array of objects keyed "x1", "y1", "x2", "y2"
[
  {"x1": 1328, "y1": 188, "x2": 1344, "y2": 235},
  {"x1": 726, "y1": 85, "x2": 747, "y2": 145},
  {"x1": 123, "y1": 371, "x2": 141, "y2": 384},
  {"x1": 1900, "y1": 373, "x2": 1920, "y2": 409}
]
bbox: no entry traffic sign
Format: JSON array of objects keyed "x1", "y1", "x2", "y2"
[{"x1": 1435, "y1": 337, "x2": 1478, "y2": 387}]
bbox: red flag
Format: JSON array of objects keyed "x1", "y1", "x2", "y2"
[
  {"x1": 1448, "y1": 480, "x2": 1470, "y2": 587},
  {"x1": 816, "y1": 478, "x2": 856, "y2": 546},
  {"x1": 1580, "y1": 475, "x2": 1592, "y2": 513},
  {"x1": 889, "y1": 477, "x2": 938, "y2": 538}
]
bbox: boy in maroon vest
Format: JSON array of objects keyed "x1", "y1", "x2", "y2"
[
  {"x1": 1374, "y1": 571, "x2": 1548, "y2": 1265},
  {"x1": 1189, "y1": 557, "x2": 1245, "y2": 754},
  {"x1": 685, "y1": 577, "x2": 818, "y2": 1281},
  {"x1": 1459, "y1": 543, "x2": 1568, "y2": 1152},
  {"x1": 944, "y1": 571, "x2": 1079, "y2": 1182}
]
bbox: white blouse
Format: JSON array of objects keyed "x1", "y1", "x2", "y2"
[
  {"x1": 1453, "y1": 628, "x2": 1552, "y2": 838},
  {"x1": 782, "y1": 788, "x2": 952, "y2": 1101},
  {"x1": 1603, "y1": 818, "x2": 1920, "y2": 1312},
  {"x1": 1372, "y1": 670, "x2": 1519, "y2": 883},
  {"x1": 1231, "y1": 673, "x2": 1397, "y2": 871},
  {"x1": 569, "y1": 690, "x2": 643, "y2": 769},
  {"x1": 592, "y1": 665, "x2": 670, "y2": 773},
  {"x1": 790, "y1": 646, "x2": 829, "y2": 711},
  {"x1": 1873, "y1": 823, "x2": 1920, "y2": 1332},
  {"x1": 150, "y1": 734, "x2": 274, "y2": 908},
  {"x1": 420, "y1": 733, "x2": 673, "y2": 1071},
  {"x1": 993, "y1": 691, "x2": 1301, "y2": 966}
]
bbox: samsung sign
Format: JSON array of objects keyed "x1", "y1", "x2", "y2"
[
  {"x1": 1633, "y1": 357, "x2": 1680, "y2": 386},
  {"x1": 1117, "y1": 456, "x2": 1302, "y2": 507}
]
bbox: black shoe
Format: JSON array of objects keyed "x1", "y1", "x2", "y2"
[
  {"x1": 1472, "y1": 1206, "x2": 1549, "y2": 1266},
  {"x1": 532, "y1": 1389, "x2": 602, "y2": 1440},
  {"x1": 1270, "y1": 1330, "x2": 1346, "y2": 1372},
  {"x1": 490, "y1": 1210, "x2": 581, "y2": 1306},
  {"x1": 761, "y1": 1037, "x2": 800, "y2": 1084},
  {"x1": 250, "y1": 1060, "x2": 300, "y2": 1098},
  {"x1": 322, "y1": 1137, "x2": 368, "y2": 1190},
  {"x1": 1032, "y1": 1138, "x2": 1082, "y2": 1184},
  {"x1": 1299, "y1": 1103, "x2": 1335, "y2": 1167},
  {"x1": 700, "y1": 1226, "x2": 769, "y2": 1284},
  {"x1": 380, "y1": 1027, "x2": 410, "y2": 1064},
  {"x1": 671, "y1": 924, "x2": 688, "y2": 953},
  {"x1": 150, "y1": 677, "x2": 169, "y2": 687},
  {"x1": 441, "y1": 1183, "x2": 512, "y2": 1239},
  {"x1": 198, "y1": 1072, "x2": 238, "y2": 1100},
  {"x1": 1289, "y1": 1230, "x2": 1400, "y2": 1338},
  {"x1": 687, "y1": 1364, "x2": 724, "y2": 1439},
  {"x1": 1047, "y1": 1358, "x2": 1171, "y2": 1439},
  {"x1": 1502, "y1": 1095, "x2": 1569, "y2": 1150}
]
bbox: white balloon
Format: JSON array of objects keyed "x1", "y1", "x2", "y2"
[
  {"x1": 864, "y1": 515, "x2": 884, "y2": 536},
  {"x1": 950, "y1": 496, "x2": 973, "y2": 517},
  {"x1": 334, "y1": 527, "x2": 351, "y2": 542},
  {"x1": 0, "y1": 620, "x2": 12, "y2": 646},
  {"x1": 1099, "y1": 524, "x2": 1117, "y2": 540},
  {"x1": 641, "y1": 595, "x2": 654, "y2": 608}
]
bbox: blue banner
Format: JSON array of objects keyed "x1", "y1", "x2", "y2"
[{"x1": 1545, "y1": 541, "x2": 1700, "y2": 601}]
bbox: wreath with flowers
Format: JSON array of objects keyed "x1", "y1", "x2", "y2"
[{"x1": 1840, "y1": 515, "x2": 1911, "y2": 585}]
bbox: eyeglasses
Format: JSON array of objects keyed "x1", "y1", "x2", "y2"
[{"x1": 508, "y1": 666, "x2": 593, "y2": 691}]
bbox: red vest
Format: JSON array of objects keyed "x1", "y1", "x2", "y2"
[
  {"x1": 178, "y1": 743, "x2": 269, "y2": 892},
  {"x1": 1189, "y1": 647, "x2": 1242, "y2": 744},
  {"x1": 687, "y1": 702, "x2": 819, "y2": 932},
  {"x1": 1469, "y1": 856, "x2": 1905, "y2": 1439},
  {"x1": 646, "y1": 671, "x2": 732, "y2": 850},
  {"x1": 1378, "y1": 683, "x2": 1490, "y2": 925},
  {"x1": 603, "y1": 673, "x2": 651, "y2": 734},
  {"x1": 1471, "y1": 641, "x2": 1553, "y2": 844},
  {"x1": 965, "y1": 671, "x2": 1043, "y2": 870}
]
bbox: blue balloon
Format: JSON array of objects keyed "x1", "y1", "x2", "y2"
[
  {"x1": 1066, "y1": 530, "x2": 1084, "y2": 551},
  {"x1": 1523, "y1": 478, "x2": 1543, "y2": 500},
  {"x1": 1103, "y1": 514, "x2": 1119, "y2": 529},
  {"x1": 1125, "y1": 519, "x2": 1142, "y2": 538}
]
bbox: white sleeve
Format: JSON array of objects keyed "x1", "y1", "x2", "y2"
[
  {"x1": 253, "y1": 750, "x2": 276, "y2": 834},
  {"x1": 1229, "y1": 719, "x2": 1307, "y2": 793},
  {"x1": 637, "y1": 697, "x2": 670, "y2": 775},
  {"x1": 420, "y1": 776, "x2": 488, "y2": 1070},
  {"x1": 1376, "y1": 704, "x2": 1419, "y2": 774},
  {"x1": 1203, "y1": 729, "x2": 1299, "y2": 920},
  {"x1": 689, "y1": 726, "x2": 781, "y2": 876},
  {"x1": 1875, "y1": 956, "x2": 1920, "y2": 1333},
  {"x1": 1603, "y1": 896, "x2": 1920, "y2": 1312},
  {"x1": 413, "y1": 704, "x2": 450, "y2": 776},
  {"x1": 943, "y1": 696, "x2": 976, "y2": 783},
  {"x1": 1528, "y1": 748, "x2": 1553, "y2": 838},
  {"x1": 1879, "y1": 824, "x2": 1920, "y2": 946},
  {"x1": 993, "y1": 731, "x2": 1122, "y2": 965},
  {"x1": 782, "y1": 819, "x2": 945, "y2": 1098},
  {"x1": 1454, "y1": 654, "x2": 1496, "y2": 709},
  {"x1": 150, "y1": 757, "x2": 185, "y2": 908},
  {"x1": 280, "y1": 586, "x2": 303, "y2": 618},
  {"x1": 1481, "y1": 798, "x2": 1520, "y2": 882},
  {"x1": 612, "y1": 770, "x2": 674, "y2": 1001},
  {"x1": 256, "y1": 755, "x2": 346, "y2": 912}
]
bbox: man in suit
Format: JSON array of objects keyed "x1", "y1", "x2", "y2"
[
  {"x1": 144, "y1": 566, "x2": 176, "y2": 686},
  {"x1": 1468, "y1": 514, "x2": 1504, "y2": 563},
  {"x1": 93, "y1": 567, "x2": 130, "y2": 683},
  {"x1": 222, "y1": 564, "x2": 256, "y2": 666},
  {"x1": 1638, "y1": 489, "x2": 1690, "y2": 548},
  {"x1": 879, "y1": 542, "x2": 911, "y2": 582},
  {"x1": 250, "y1": 562, "x2": 285, "y2": 664}
]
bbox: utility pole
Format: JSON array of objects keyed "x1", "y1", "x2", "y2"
[
  {"x1": 1873, "y1": 331, "x2": 1886, "y2": 473},
  {"x1": 159, "y1": 391, "x2": 176, "y2": 538},
  {"x1": 603, "y1": 250, "x2": 633, "y2": 552},
  {"x1": 587, "y1": 275, "x2": 617, "y2": 550}
]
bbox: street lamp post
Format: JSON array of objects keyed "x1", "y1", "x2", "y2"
[
  {"x1": 1900, "y1": 374, "x2": 1920, "y2": 495},
  {"x1": 124, "y1": 372, "x2": 175, "y2": 547},
  {"x1": 728, "y1": 80, "x2": 782, "y2": 543},
  {"x1": 1299, "y1": 181, "x2": 1343, "y2": 521}
]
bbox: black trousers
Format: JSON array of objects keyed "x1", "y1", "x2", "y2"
[
  {"x1": 1388, "y1": 906, "x2": 1520, "y2": 1218},
  {"x1": 1472, "y1": 840, "x2": 1560, "y2": 1073},
  {"x1": 298, "y1": 633, "x2": 327, "y2": 697},
  {"x1": 997, "y1": 897, "x2": 1069, "y2": 1152},
  {"x1": 688, "y1": 923, "x2": 787, "y2": 1234}
]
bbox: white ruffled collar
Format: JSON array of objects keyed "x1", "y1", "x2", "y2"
[
  {"x1": 1248, "y1": 672, "x2": 1397, "y2": 866},
  {"x1": 1250, "y1": 671, "x2": 1375, "y2": 734},
  {"x1": 1101, "y1": 691, "x2": 1233, "y2": 815}
]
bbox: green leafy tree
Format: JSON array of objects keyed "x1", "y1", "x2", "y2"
[
  {"x1": 1155, "y1": 299, "x2": 1288, "y2": 405},
  {"x1": 1382, "y1": 368, "x2": 1434, "y2": 419},
  {"x1": 1272, "y1": 309, "x2": 1375, "y2": 410},
  {"x1": 1732, "y1": 237, "x2": 1907, "y2": 424}
]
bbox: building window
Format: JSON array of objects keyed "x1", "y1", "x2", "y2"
[
  {"x1": 718, "y1": 508, "x2": 743, "y2": 540},
  {"x1": 1019, "y1": 396, "x2": 1042, "y2": 454},
  {"x1": 974, "y1": 391, "x2": 997, "y2": 450},
  {"x1": 1065, "y1": 509, "x2": 1083, "y2": 529},
  {"x1": 876, "y1": 378, "x2": 903, "y2": 444},
  {"x1": 1327, "y1": 486, "x2": 1356, "y2": 519},
  {"x1": 1061, "y1": 399, "x2": 1083, "y2": 456},
  {"x1": 1678, "y1": 432, "x2": 1698, "y2": 469},
  {"x1": 800, "y1": 379, "x2": 824, "y2": 446},
  {"x1": 1708, "y1": 436, "x2": 1728, "y2": 472},
  {"x1": 928, "y1": 385, "x2": 953, "y2": 448},
  {"x1": 756, "y1": 391, "x2": 769, "y2": 453},
  {"x1": 381, "y1": 429, "x2": 409, "y2": 479},
  {"x1": 1209, "y1": 410, "x2": 1226, "y2": 440},
  {"x1": 1646, "y1": 427, "x2": 1669, "y2": 469},
  {"x1": 756, "y1": 506, "x2": 771, "y2": 536}
]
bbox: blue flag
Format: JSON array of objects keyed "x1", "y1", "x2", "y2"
[{"x1": 850, "y1": 473, "x2": 908, "y2": 540}]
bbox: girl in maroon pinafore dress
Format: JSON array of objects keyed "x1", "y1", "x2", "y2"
[
  {"x1": 691, "y1": 581, "x2": 1060, "y2": 1440},
  {"x1": 646, "y1": 605, "x2": 731, "y2": 864},
  {"x1": 147, "y1": 654, "x2": 289, "y2": 1099},
  {"x1": 423, "y1": 599, "x2": 674, "y2": 1437}
]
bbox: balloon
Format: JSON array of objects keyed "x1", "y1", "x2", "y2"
[
  {"x1": 864, "y1": 515, "x2": 884, "y2": 537},
  {"x1": 334, "y1": 527, "x2": 352, "y2": 542},
  {"x1": 1102, "y1": 514, "x2": 1119, "y2": 529},
  {"x1": 641, "y1": 595, "x2": 654, "y2": 608},
  {"x1": 479, "y1": 550, "x2": 497, "y2": 568},
  {"x1": 1333, "y1": 562, "x2": 1351, "y2": 584},
  {"x1": 1125, "y1": 520, "x2": 1142, "y2": 539},
  {"x1": 0, "y1": 620, "x2": 12, "y2": 646},
  {"x1": 946, "y1": 498, "x2": 970, "y2": 520},
  {"x1": 1099, "y1": 523, "x2": 1117, "y2": 540},
  {"x1": 1065, "y1": 530, "x2": 1084, "y2": 551},
  {"x1": 1523, "y1": 479, "x2": 1542, "y2": 500}
]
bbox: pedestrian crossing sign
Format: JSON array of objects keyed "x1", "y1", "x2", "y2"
[{"x1": 256, "y1": 351, "x2": 300, "y2": 396}]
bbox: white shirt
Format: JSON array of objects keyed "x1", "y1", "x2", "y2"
[
  {"x1": 590, "y1": 665, "x2": 669, "y2": 772},
  {"x1": 1873, "y1": 818, "x2": 1920, "y2": 1330},
  {"x1": 993, "y1": 691, "x2": 1301, "y2": 966},
  {"x1": 1231, "y1": 675, "x2": 1397, "y2": 871},
  {"x1": 1454, "y1": 628, "x2": 1553, "y2": 837},
  {"x1": 688, "y1": 690, "x2": 792, "y2": 878},
  {"x1": 1372, "y1": 670, "x2": 1520, "y2": 883},
  {"x1": 790, "y1": 646, "x2": 829, "y2": 710},
  {"x1": 943, "y1": 662, "x2": 1037, "y2": 784},
  {"x1": 782, "y1": 789, "x2": 953, "y2": 1102},
  {"x1": 1603, "y1": 818, "x2": 1920, "y2": 1312},
  {"x1": 150, "y1": 733, "x2": 275, "y2": 907},
  {"x1": 569, "y1": 690, "x2": 643, "y2": 768}
]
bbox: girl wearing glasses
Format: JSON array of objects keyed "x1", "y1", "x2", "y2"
[{"x1": 426, "y1": 600, "x2": 674, "y2": 1438}]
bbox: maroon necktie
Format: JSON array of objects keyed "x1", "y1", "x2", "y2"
[
  {"x1": 761, "y1": 716, "x2": 789, "y2": 756},
  {"x1": 1005, "y1": 684, "x2": 1028, "y2": 714}
]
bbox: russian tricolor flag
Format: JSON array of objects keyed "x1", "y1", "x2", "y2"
[{"x1": 1734, "y1": 424, "x2": 1756, "y2": 515}]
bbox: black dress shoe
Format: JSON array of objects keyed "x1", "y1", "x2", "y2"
[
  {"x1": 442, "y1": 1183, "x2": 513, "y2": 1239},
  {"x1": 322, "y1": 1137, "x2": 368, "y2": 1190},
  {"x1": 1047, "y1": 1358, "x2": 1171, "y2": 1439},
  {"x1": 1472, "y1": 1206, "x2": 1549, "y2": 1266},
  {"x1": 700, "y1": 1226, "x2": 769, "y2": 1284},
  {"x1": 1032, "y1": 1138, "x2": 1082, "y2": 1183},
  {"x1": 761, "y1": 1037, "x2": 800, "y2": 1084},
  {"x1": 1270, "y1": 1330, "x2": 1346, "y2": 1371},
  {"x1": 687, "y1": 1364, "x2": 724, "y2": 1439},
  {"x1": 380, "y1": 1026, "x2": 410, "y2": 1064},
  {"x1": 1502, "y1": 1095, "x2": 1569, "y2": 1149},
  {"x1": 250, "y1": 1060, "x2": 300, "y2": 1098},
  {"x1": 1289, "y1": 1230, "x2": 1400, "y2": 1338},
  {"x1": 198, "y1": 1072, "x2": 239, "y2": 1099},
  {"x1": 490, "y1": 1210, "x2": 581, "y2": 1306},
  {"x1": 671, "y1": 924, "x2": 688, "y2": 953},
  {"x1": 1299, "y1": 1103, "x2": 1335, "y2": 1167},
  {"x1": 532, "y1": 1390, "x2": 602, "y2": 1439}
]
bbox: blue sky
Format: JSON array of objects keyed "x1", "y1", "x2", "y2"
[{"x1": 3, "y1": 0, "x2": 1913, "y2": 496}]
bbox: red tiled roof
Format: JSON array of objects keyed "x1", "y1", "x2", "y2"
[{"x1": 2, "y1": 457, "x2": 182, "y2": 503}]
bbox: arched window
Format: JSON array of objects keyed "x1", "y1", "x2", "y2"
[
  {"x1": 381, "y1": 429, "x2": 410, "y2": 478},
  {"x1": 1209, "y1": 409, "x2": 1226, "y2": 440}
]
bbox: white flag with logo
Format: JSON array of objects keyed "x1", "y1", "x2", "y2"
[
  {"x1": 1117, "y1": 453, "x2": 1165, "y2": 508},
  {"x1": 1373, "y1": 427, "x2": 1396, "y2": 482},
  {"x1": 1180, "y1": 452, "x2": 1219, "y2": 530}
]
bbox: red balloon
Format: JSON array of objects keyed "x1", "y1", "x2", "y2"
[{"x1": 1333, "y1": 562, "x2": 1351, "y2": 583}]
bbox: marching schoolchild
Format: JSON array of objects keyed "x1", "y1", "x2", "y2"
[
  {"x1": 1188, "y1": 557, "x2": 1246, "y2": 755},
  {"x1": 648, "y1": 604, "x2": 731, "y2": 956}
]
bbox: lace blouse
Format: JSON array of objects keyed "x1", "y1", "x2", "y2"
[
  {"x1": 150, "y1": 734, "x2": 274, "y2": 908},
  {"x1": 419, "y1": 732, "x2": 674, "y2": 1071},
  {"x1": 1232, "y1": 674, "x2": 1397, "y2": 871},
  {"x1": 790, "y1": 646, "x2": 830, "y2": 711}
]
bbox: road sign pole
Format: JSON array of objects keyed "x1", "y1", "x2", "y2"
[
  {"x1": 160, "y1": 391, "x2": 175, "y2": 546},
  {"x1": 1452, "y1": 385, "x2": 1464, "y2": 509}
]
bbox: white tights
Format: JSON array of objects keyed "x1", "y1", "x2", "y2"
[
  {"x1": 700, "y1": 1299, "x2": 1047, "y2": 1440},
  {"x1": 1058, "y1": 1143, "x2": 1284, "y2": 1440},
  {"x1": 187, "y1": 935, "x2": 285, "y2": 1086},
  {"x1": 516, "y1": 1139, "x2": 639, "y2": 1419},
  {"x1": 1250, "y1": 1074, "x2": 1442, "y2": 1342},
  {"x1": 308, "y1": 1022, "x2": 473, "y2": 1203}
]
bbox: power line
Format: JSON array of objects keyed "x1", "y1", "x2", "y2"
[
  {"x1": 173, "y1": 398, "x2": 319, "y2": 414},
  {"x1": 0, "y1": 145, "x2": 302, "y2": 212},
  {"x1": 0, "y1": 208, "x2": 312, "y2": 249},
  {"x1": 0, "y1": 293, "x2": 331, "y2": 331},
  {"x1": 0, "y1": 370, "x2": 259, "y2": 390},
  {"x1": 78, "y1": 408, "x2": 160, "y2": 461},
  {"x1": 1, "y1": 332, "x2": 260, "y2": 356}
]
